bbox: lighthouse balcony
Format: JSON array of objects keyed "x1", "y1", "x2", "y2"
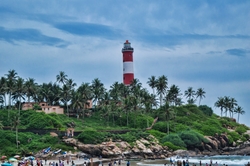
[{"x1": 122, "y1": 48, "x2": 134, "y2": 52}]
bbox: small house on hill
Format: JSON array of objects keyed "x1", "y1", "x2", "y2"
[{"x1": 22, "y1": 102, "x2": 64, "y2": 114}]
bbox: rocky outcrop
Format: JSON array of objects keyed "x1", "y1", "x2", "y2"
[
  {"x1": 63, "y1": 134, "x2": 250, "y2": 158},
  {"x1": 63, "y1": 135, "x2": 169, "y2": 159}
]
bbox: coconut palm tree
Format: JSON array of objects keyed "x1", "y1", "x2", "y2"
[
  {"x1": 156, "y1": 75, "x2": 168, "y2": 107},
  {"x1": 228, "y1": 97, "x2": 237, "y2": 118},
  {"x1": 12, "y1": 77, "x2": 25, "y2": 115},
  {"x1": 5, "y1": 70, "x2": 18, "y2": 109},
  {"x1": 61, "y1": 84, "x2": 71, "y2": 116},
  {"x1": 0, "y1": 77, "x2": 7, "y2": 108},
  {"x1": 166, "y1": 84, "x2": 182, "y2": 106},
  {"x1": 158, "y1": 103, "x2": 174, "y2": 135},
  {"x1": 71, "y1": 90, "x2": 84, "y2": 118},
  {"x1": 91, "y1": 78, "x2": 105, "y2": 108},
  {"x1": 12, "y1": 115, "x2": 20, "y2": 149},
  {"x1": 184, "y1": 87, "x2": 195, "y2": 104},
  {"x1": 215, "y1": 97, "x2": 225, "y2": 117},
  {"x1": 223, "y1": 96, "x2": 230, "y2": 117},
  {"x1": 0, "y1": 121, "x2": 3, "y2": 129},
  {"x1": 24, "y1": 78, "x2": 37, "y2": 103},
  {"x1": 109, "y1": 82, "x2": 121, "y2": 102},
  {"x1": 147, "y1": 76, "x2": 157, "y2": 95},
  {"x1": 56, "y1": 71, "x2": 68, "y2": 86},
  {"x1": 196, "y1": 88, "x2": 206, "y2": 105},
  {"x1": 234, "y1": 106, "x2": 245, "y2": 123},
  {"x1": 61, "y1": 78, "x2": 77, "y2": 115}
]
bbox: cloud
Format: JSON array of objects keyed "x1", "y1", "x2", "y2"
[
  {"x1": 226, "y1": 48, "x2": 250, "y2": 57},
  {"x1": 137, "y1": 33, "x2": 250, "y2": 47},
  {"x1": 54, "y1": 22, "x2": 122, "y2": 40},
  {"x1": 0, "y1": 27, "x2": 69, "y2": 47}
]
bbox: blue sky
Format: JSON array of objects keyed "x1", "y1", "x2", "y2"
[{"x1": 0, "y1": 1, "x2": 249, "y2": 126}]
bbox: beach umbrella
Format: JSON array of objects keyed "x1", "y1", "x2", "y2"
[
  {"x1": 14, "y1": 155, "x2": 20, "y2": 158},
  {"x1": 9, "y1": 158, "x2": 18, "y2": 162},
  {"x1": 1, "y1": 156, "x2": 7, "y2": 159}
]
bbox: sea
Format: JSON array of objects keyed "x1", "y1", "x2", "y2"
[{"x1": 132, "y1": 155, "x2": 250, "y2": 166}]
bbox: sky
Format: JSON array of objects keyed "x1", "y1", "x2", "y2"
[{"x1": 0, "y1": 1, "x2": 249, "y2": 126}]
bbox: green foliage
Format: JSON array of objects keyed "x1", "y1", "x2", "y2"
[
  {"x1": 77, "y1": 128, "x2": 108, "y2": 144},
  {"x1": 199, "y1": 105, "x2": 213, "y2": 116},
  {"x1": 162, "y1": 142, "x2": 186, "y2": 151},
  {"x1": 175, "y1": 123, "x2": 189, "y2": 132},
  {"x1": 33, "y1": 104, "x2": 42, "y2": 110},
  {"x1": 133, "y1": 114, "x2": 154, "y2": 129},
  {"x1": 235, "y1": 126, "x2": 247, "y2": 135},
  {"x1": 119, "y1": 132, "x2": 137, "y2": 143},
  {"x1": 161, "y1": 133, "x2": 186, "y2": 148},
  {"x1": 146, "y1": 129, "x2": 166, "y2": 140},
  {"x1": 227, "y1": 131, "x2": 240, "y2": 142},
  {"x1": 26, "y1": 112, "x2": 63, "y2": 129},
  {"x1": 153, "y1": 121, "x2": 167, "y2": 133},
  {"x1": 179, "y1": 130, "x2": 208, "y2": 148},
  {"x1": 199, "y1": 119, "x2": 226, "y2": 136},
  {"x1": 242, "y1": 133, "x2": 250, "y2": 140},
  {"x1": 0, "y1": 130, "x2": 70, "y2": 156}
]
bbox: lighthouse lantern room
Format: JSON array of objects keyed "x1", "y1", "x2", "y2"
[{"x1": 122, "y1": 40, "x2": 134, "y2": 85}]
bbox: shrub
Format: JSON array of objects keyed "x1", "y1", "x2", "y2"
[
  {"x1": 200, "y1": 119, "x2": 225, "y2": 136},
  {"x1": 77, "y1": 129, "x2": 108, "y2": 144},
  {"x1": 174, "y1": 123, "x2": 189, "y2": 132},
  {"x1": 243, "y1": 133, "x2": 250, "y2": 140},
  {"x1": 119, "y1": 132, "x2": 137, "y2": 143},
  {"x1": 161, "y1": 134, "x2": 186, "y2": 148},
  {"x1": 199, "y1": 105, "x2": 213, "y2": 116},
  {"x1": 33, "y1": 104, "x2": 42, "y2": 110},
  {"x1": 153, "y1": 121, "x2": 167, "y2": 133},
  {"x1": 235, "y1": 126, "x2": 247, "y2": 135},
  {"x1": 146, "y1": 129, "x2": 166, "y2": 140},
  {"x1": 138, "y1": 114, "x2": 154, "y2": 128},
  {"x1": 227, "y1": 131, "x2": 240, "y2": 142},
  {"x1": 179, "y1": 130, "x2": 208, "y2": 149},
  {"x1": 163, "y1": 142, "x2": 186, "y2": 151}
]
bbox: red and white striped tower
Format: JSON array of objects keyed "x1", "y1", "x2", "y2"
[{"x1": 122, "y1": 40, "x2": 134, "y2": 85}]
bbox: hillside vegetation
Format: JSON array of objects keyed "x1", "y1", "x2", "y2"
[{"x1": 0, "y1": 104, "x2": 249, "y2": 156}]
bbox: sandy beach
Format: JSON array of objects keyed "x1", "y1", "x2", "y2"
[{"x1": 4, "y1": 158, "x2": 133, "y2": 166}]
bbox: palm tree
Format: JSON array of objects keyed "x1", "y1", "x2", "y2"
[
  {"x1": 147, "y1": 76, "x2": 157, "y2": 95},
  {"x1": 196, "y1": 88, "x2": 206, "y2": 105},
  {"x1": 110, "y1": 82, "x2": 121, "y2": 102},
  {"x1": 228, "y1": 97, "x2": 237, "y2": 118},
  {"x1": 56, "y1": 71, "x2": 68, "y2": 86},
  {"x1": 61, "y1": 78, "x2": 77, "y2": 116},
  {"x1": 158, "y1": 103, "x2": 174, "y2": 135},
  {"x1": 91, "y1": 78, "x2": 105, "y2": 107},
  {"x1": 61, "y1": 84, "x2": 71, "y2": 116},
  {"x1": 71, "y1": 90, "x2": 84, "y2": 118},
  {"x1": 12, "y1": 77, "x2": 25, "y2": 115},
  {"x1": 166, "y1": 84, "x2": 182, "y2": 106},
  {"x1": 0, "y1": 77, "x2": 7, "y2": 108},
  {"x1": 234, "y1": 106, "x2": 245, "y2": 123},
  {"x1": 184, "y1": 87, "x2": 195, "y2": 104},
  {"x1": 215, "y1": 97, "x2": 225, "y2": 117},
  {"x1": 5, "y1": 70, "x2": 18, "y2": 109},
  {"x1": 223, "y1": 96, "x2": 230, "y2": 117},
  {"x1": 12, "y1": 115, "x2": 20, "y2": 149},
  {"x1": 156, "y1": 75, "x2": 168, "y2": 106},
  {"x1": 24, "y1": 78, "x2": 37, "y2": 102},
  {"x1": 0, "y1": 121, "x2": 3, "y2": 129}
]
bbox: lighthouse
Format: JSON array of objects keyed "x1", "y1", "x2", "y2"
[{"x1": 122, "y1": 40, "x2": 134, "y2": 85}]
